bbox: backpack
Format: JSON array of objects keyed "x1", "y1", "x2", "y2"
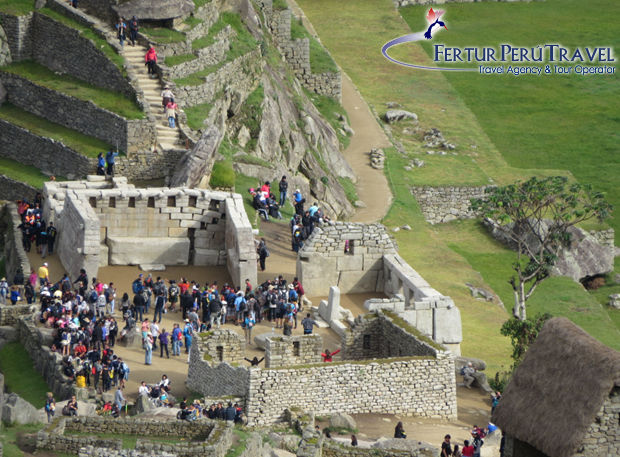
[
  {"x1": 169, "y1": 284, "x2": 179, "y2": 297},
  {"x1": 89, "y1": 290, "x2": 98, "y2": 303},
  {"x1": 132, "y1": 280, "x2": 142, "y2": 294}
]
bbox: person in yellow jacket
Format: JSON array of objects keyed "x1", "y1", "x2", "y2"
[{"x1": 38, "y1": 262, "x2": 49, "y2": 287}]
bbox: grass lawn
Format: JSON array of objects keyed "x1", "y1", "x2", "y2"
[
  {"x1": 185, "y1": 100, "x2": 214, "y2": 130},
  {"x1": 0, "y1": 423, "x2": 45, "y2": 457},
  {"x1": 165, "y1": 53, "x2": 198, "y2": 67},
  {"x1": 0, "y1": 157, "x2": 56, "y2": 188},
  {"x1": 141, "y1": 26, "x2": 186, "y2": 44},
  {"x1": 0, "y1": 103, "x2": 112, "y2": 158},
  {"x1": 0, "y1": 0, "x2": 34, "y2": 15},
  {"x1": 0, "y1": 342, "x2": 50, "y2": 408},
  {"x1": 400, "y1": 0, "x2": 620, "y2": 236},
  {"x1": 0, "y1": 61, "x2": 144, "y2": 119}
]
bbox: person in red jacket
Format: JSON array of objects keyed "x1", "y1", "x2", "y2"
[
  {"x1": 321, "y1": 348, "x2": 340, "y2": 362},
  {"x1": 145, "y1": 46, "x2": 157, "y2": 76}
]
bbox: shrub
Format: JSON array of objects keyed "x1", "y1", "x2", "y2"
[{"x1": 209, "y1": 160, "x2": 235, "y2": 188}]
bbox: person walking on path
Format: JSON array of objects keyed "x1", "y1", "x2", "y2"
[
  {"x1": 128, "y1": 16, "x2": 139, "y2": 46},
  {"x1": 143, "y1": 333, "x2": 153, "y2": 365},
  {"x1": 106, "y1": 150, "x2": 119, "y2": 177},
  {"x1": 145, "y1": 45, "x2": 158, "y2": 77},
  {"x1": 166, "y1": 99, "x2": 178, "y2": 128},
  {"x1": 46, "y1": 222, "x2": 57, "y2": 256},
  {"x1": 301, "y1": 313, "x2": 318, "y2": 334},
  {"x1": 159, "y1": 328, "x2": 170, "y2": 358},
  {"x1": 161, "y1": 86, "x2": 174, "y2": 113},
  {"x1": 243, "y1": 311, "x2": 255, "y2": 343},
  {"x1": 45, "y1": 392, "x2": 56, "y2": 423},
  {"x1": 115, "y1": 17, "x2": 127, "y2": 47},
  {"x1": 183, "y1": 320, "x2": 193, "y2": 355},
  {"x1": 97, "y1": 153, "x2": 106, "y2": 175},
  {"x1": 171, "y1": 323, "x2": 182, "y2": 356},
  {"x1": 257, "y1": 238, "x2": 269, "y2": 271},
  {"x1": 441, "y1": 434, "x2": 453, "y2": 457},
  {"x1": 37, "y1": 262, "x2": 49, "y2": 287}
]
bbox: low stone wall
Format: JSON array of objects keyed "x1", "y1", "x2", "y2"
[
  {"x1": 0, "y1": 304, "x2": 36, "y2": 325},
  {"x1": 15, "y1": 318, "x2": 75, "y2": 399},
  {"x1": 410, "y1": 186, "x2": 488, "y2": 224},
  {"x1": 0, "y1": 72, "x2": 155, "y2": 153},
  {"x1": 0, "y1": 119, "x2": 93, "y2": 178},
  {"x1": 0, "y1": 13, "x2": 33, "y2": 62},
  {"x1": 174, "y1": 49, "x2": 263, "y2": 108},
  {"x1": 245, "y1": 350, "x2": 456, "y2": 426},
  {"x1": 265, "y1": 334, "x2": 322, "y2": 368},
  {"x1": 187, "y1": 335, "x2": 250, "y2": 397},
  {"x1": 323, "y1": 441, "x2": 420, "y2": 457},
  {"x1": 199, "y1": 329, "x2": 245, "y2": 364},
  {"x1": 0, "y1": 203, "x2": 32, "y2": 285},
  {"x1": 0, "y1": 176, "x2": 37, "y2": 203},
  {"x1": 39, "y1": 416, "x2": 232, "y2": 457},
  {"x1": 395, "y1": 0, "x2": 532, "y2": 6},
  {"x1": 162, "y1": 27, "x2": 233, "y2": 81},
  {"x1": 574, "y1": 387, "x2": 619, "y2": 457},
  {"x1": 114, "y1": 148, "x2": 187, "y2": 181},
  {"x1": 297, "y1": 222, "x2": 397, "y2": 296}
]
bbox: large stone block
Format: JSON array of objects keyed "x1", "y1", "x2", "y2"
[
  {"x1": 415, "y1": 308, "x2": 433, "y2": 338},
  {"x1": 106, "y1": 236, "x2": 189, "y2": 265},
  {"x1": 336, "y1": 254, "x2": 363, "y2": 271},
  {"x1": 193, "y1": 248, "x2": 220, "y2": 266},
  {"x1": 433, "y1": 306, "x2": 462, "y2": 345},
  {"x1": 337, "y1": 269, "x2": 378, "y2": 294}
]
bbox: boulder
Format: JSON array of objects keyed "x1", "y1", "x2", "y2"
[
  {"x1": 169, "y1": 125, "x2": 222, "y2": 188},
  {"x1": 134, "y1": 394, "x2": 155, "y2": 414},
  {"x1": 609, "y1": 294, "x2": 620, "y2": 309},
  {"x1": 465, "y1": 283, "x2": 494, "y2": 302},
  {"x1": 2, "y1": 393, "x2": 40, "y2": 424},
  {"x1": 484, "y1": 218, "x2": 614, "y2": 282},
  {"x1": 114, "y1": 0, "x2": 194, "y2": 20},
  {"x1": 372, "y1": 437, "x2": 438, "y2": 455},
  {"x1": 329, "y1": 412, "x2": 356, "y2": 430},
  {"x1": 384, "y1": 110, "x2": 418, "y2": 124}
]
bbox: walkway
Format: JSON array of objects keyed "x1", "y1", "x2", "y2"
[{"x1": 121, "y1": 44, "x2": 183, "y2": 151}]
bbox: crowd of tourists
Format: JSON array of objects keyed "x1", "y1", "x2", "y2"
[{"x1": 176, "y1": 398, "x2": 246, "y2": 424}]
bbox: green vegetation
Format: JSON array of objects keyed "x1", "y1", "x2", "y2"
[
  {"x1": 209, "y1": 160, "x2": 235, "y2": 188},
  {"x1": 0, "y1": 157, "x2": 56, "y2": 188},
  {"x1": 235, "y1": 172, "x2": 260, "y2": 229},
  {"x1": 40, "y1": 8, "x2": 125, "y2": 72},
  {"x1": 400, "y1": 0, "x2": 620, "y2": 234},
  {"x1": 165, "y1": 53, "x2": 198, "y2": 67},
  {"x1": 184, "y1": 101, "x2": 214, "y2": 130},
  {"x1": 0, "y1": 103, "x2": 113, "y2": 158},
  {"x1": 225, "y1": 428, "x2": 250, "y2": 457},
  {"x1": 303, "y1": 88, "x2": 350, "y2": 149},
  {"x1": 338, "y1": 177, "x2": 358, "y2": 205},
  {"x1": 235, "y1": 154, "x2": 274, "y2": 169},
  {"x1": 0, "y1": 423, "x2": 45, "y2": 457},
  {"x1": 239, "y1": 84, "x2": 265, "y2": 150},
  {"x1": 1, "y1": 61, "x2": 144, "y2": 119},
  {"x1": 183, "y1": 15, "x2": 203, "y2": 29},
  {"x1": 178, "y1": 13, "x2": 258, "y2": 86},
  {"x1": 272, "y1": 0, "x2": 288, "y2": 11},
  {"x1": 0, "y1": 342, "x2": 49, "y2": 408},
  {"x1": 290, "y1": 18, "x2": 338, "y2": 74},
  {"x1": 193, "y1": 0, "x2": 212, "y2": 7},
  {"x1": 0, "y1": 0, "x2": 34, "y2": 15},
  {"x1": 141, "y1": 26, "x2": 186, "y2": 44}
]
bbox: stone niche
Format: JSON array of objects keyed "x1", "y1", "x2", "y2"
[{"x1": 42, "y1": 177, "x2": 257, "y2": 287}]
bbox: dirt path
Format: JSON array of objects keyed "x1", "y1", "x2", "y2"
[{"x1": 288, "y1": 0, "x2": 393, "y2": 224}]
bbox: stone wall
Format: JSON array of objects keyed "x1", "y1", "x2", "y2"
[
  {"x1": 395, "y1": 0, "x2": 532, "y2": 6},
  {"x1": 43, "y1": 179, "x2": 256, "y2": 288},
  {"x1": 187, "y1": 331, "x2": 250, "y2": 397},
  {"x1": 224, "y1": 196, "x2": 258, "y2": 288},
  {"x1": 0, "y1": 203, "x2": 32, "y2": 285},
  {"x1": 0, "y1": 304, "x2": 36, "y2": 325},
  {"x1": 38, "y1": 416, "x2": 233, "y2": 457},
  {"x1": 114, "y1": 148, "x2": 187, "y2": 181},
  {"x1": 0, "y1": 13, "x2": 33, "y2": 62},
  {"x1": 15, "y1": 318, "x2": 75, "y2": 399},
  {"x1": 245, "y1": 349, "x2": 456, "y2": 426},
  {"x1": 173, "y1": 49, "x2": 263, "y2": 108},
  {"x1": 162, "y1": 27, "x2": 233, "y2": 81},
  {"x1": 410, "y1": 186, "x2": 488, "y2": 224},
  {"x1": 0, "y1": 175, "x2": 37, "y2": 203},
  {"x1": 296, "y1": 222, "x2": 397, "y2": 296},
  {"x1": 0, "y1": 72, "x2": 155, "y2": 154},
  {"x1": 264, "y1": 334, "x2": 322, "y2": 368},
  {"x1": 574, "y1": 387, "x2": 619, "y2": 457},
  {"x1": 323, "y1": 441, "x2": 422, "y2": 457},
  {"x1": 0, "y1": 119, "x2": 93, "y2": 178},
  {"x1": 77, "y1": 0, "x2": 119, "y2": 23},
  {"x1": 200, "y1": 329, "x2": 245, "y2": 364}
]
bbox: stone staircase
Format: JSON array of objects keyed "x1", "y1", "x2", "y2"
[{"x1": 121, "y1": 44, "x2": 183, "y2": 151}]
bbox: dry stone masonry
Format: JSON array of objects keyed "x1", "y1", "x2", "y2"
[
  {"x1": 264, "y1": 334, "x2": 323, "y2": 368},
  {"x1": 410, "y1": 186, "x2": 488, "y2": 224},
  {"x1": 42, "y1": 177, "x2": 257, "y2": 287},
  {"x1": 1, "y1": 203, "x2": 32, "y2": 285}
]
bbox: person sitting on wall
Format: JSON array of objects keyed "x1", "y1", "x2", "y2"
[
  {"x1": 244, "y1": 356, "x2": 264, "y2": 367},
  {"x1": 321, "y1": 348, "x2": 340, "y2": 362}
]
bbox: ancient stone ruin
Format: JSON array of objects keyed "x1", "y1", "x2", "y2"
[{"x1": 42, "y1": 176, "x2": 257, "y2": 287}]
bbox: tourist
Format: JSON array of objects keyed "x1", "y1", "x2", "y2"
[
  {"x1": 45, "y1": 392, "x2": 56, "y2": 423},
  {"x1": 128, "y1": 16, "x2": 139, "y2": 46},
  {"x1": 96, "y1": 153, "x2": 106, "y2": 175},
  {"x1": 38, "y1": 262, "x2": 49, "y2": 287},
  {"x1": 441, "y1": 434, "x2": 452, "y2": 457},
  {"x1": 453, "y1": 444, "x2": 462, "y2": 457},
  {"x1": 105, "y1": 150, "x2": 119, "y2": 177},
  {"x1": 159, "y1": 327, "x2": 170, "y2": 358},
  {"x1": 283, "y1": 314, "x2": 293, "y2": 336},
  {"x1": 224, "y1": 402, "x2": 236, "y2": 421},
  {"x1": 301, "y1": 313, "x2": 318, "y2": 335},
  {"x1": 145, "y1": 45, "x2": 158, "y2": 76},
  {"x1": 244, "y1": 311, "x2": 255, "y2": 343},
  {"x1": 168, "y1": 280, "x2": 180, "y2": 312},
  {"x1": 116, "y1": 17, "x2": 127, "y2": 47},
  {"x1": 105, "y1": 282, "x2": 116, "y2": 315},
  {"x1": 209, "y1": 296, "x2": 222, "y2": 328},
  {"x1": 491, "y1": 391, "x2": 502, "y2": 413},
  {"x1": 133, "y1": 291, "x2": 146, "y2": 321},
  {"x1": 462, "y1": 440, "x2": 474, "y2": 457},
  {"x1": 321, "y1": 348, "x2": 340, "y2": 362},
  {"x1": 64, "y1": 395, "x2": 78, "y2": 416},
  {"x1": 351, "y1": 435, "x2": 358, "y2": 447},
  {"x1": 278, "y1": 175, "x2": 288, "y2": 206},
  {"x1": 244, "y1": 356, "x2": 264, "y2": 367},
  {"x1": 171, "y1": 323, "x2": 182, "y2": 356},
  {"x1": 161, "y1": 86, "x2": 174, "y2": 113},
  {"x1": 144, "y1": 333, "x2": 153, "y2": 365},
  {"x1": 46, "y1": 221, "x2": 57, "y2": 256},
  {"x1": 151, "y1": 320, "x2": 160, "y2": 350},
  {"x1": 183, "y1": 319, "x2": 193, "y2": 354},
  {"x1": 159, "y1": 374, "x2": 171, "y2": 392},
  {"x1": 257, "y1": 238, "x2": 269, "y2": 271},
  {"x1": 462, "y1": 362, "x2": 476, "y2": 389},
  {"x1": 115, "y1": 385, "x2": 126, "y2": 414},
  {"x1": 394, "y1": 421, "x2": 406, "y2": 439},
  {"x1": 166, "y1": 98, "x2": 178, "y2": 128},
  {"x1": 471, "y1": 428, "x2": 484, "y2": 457},
  {"x1": 0, "y1": 277, "x2": 8, "y2": 304}
]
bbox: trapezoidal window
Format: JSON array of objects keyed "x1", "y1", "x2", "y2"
[
  {"x1": 363, "y1": 334, "x2": 371, "y2": 350},
  {"x1": 108, "y1": 197, "x2": 116, "y2": 208},
  {"x1": 128, "y1": 197, "x2": 136, "y2": 208},
  {"x1": 167, "y1": 196, "x2": 176, "y2": 207},
  {"x1": 216, "y1": 346, "x2": 224, "y2": 362},
  {"x1": 147, "y1": 197, "x2": 155, "y2": 208},
  {"x1": 293, "y1": 341, "x2": 300, "y2": 357},
  {"x1": 188, "y1": 196, "x2": 197, "y2": 207},
  {"x1": 89, "y1": 197, "x2": 97, "y2": 208}
]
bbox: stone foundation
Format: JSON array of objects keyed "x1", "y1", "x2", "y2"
[{"x1": 410, "y1": 186, "x2": 488, "y2": 225}]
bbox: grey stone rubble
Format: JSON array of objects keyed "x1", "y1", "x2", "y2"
[
  {"x1": 384, "y1": 109, "x2": 418, "y2": 124},
  {"x1": 42, "y1": 178, "x2": 257, "y2": 288},
  {"x1": 423, "y1": 128, "x2": 455, "y2": 150},
  {"x1": 465, "y1": 283, "x2": 495, "y2": 302},
  {"x1": 608, "y1": 294, "x2": 620, "y2": 309},
  {"x1": 369, "y1": 148, "x2": 386, "y2": 169}
]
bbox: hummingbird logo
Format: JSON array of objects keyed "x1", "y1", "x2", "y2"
[{"x1": 424, "y1": 8, "x2": 448, "y2": 40}]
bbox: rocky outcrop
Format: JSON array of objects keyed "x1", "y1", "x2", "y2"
[
  {"x1": 484, "y1": 218, "x2": 615, "y2": 282},
  {"x1": 2, "y1": 393, "x2": 42, "y2": 424},
  {"x1": 169, "y1": 125, "x2": 222, "y2": 188},
  {"x1": 114, "y1": 0, "x2": 194, "y2": 20},
  {"x1": 384, "y1": 109, "x2": 417, "y2": 124},
  {"x1": 0, "y1": 24, "x2": 11, "y2": 66}
]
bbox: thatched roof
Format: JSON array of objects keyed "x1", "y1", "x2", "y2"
[{"x1": 492, "y1": 317, "x2": 620, "y2": 457}]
